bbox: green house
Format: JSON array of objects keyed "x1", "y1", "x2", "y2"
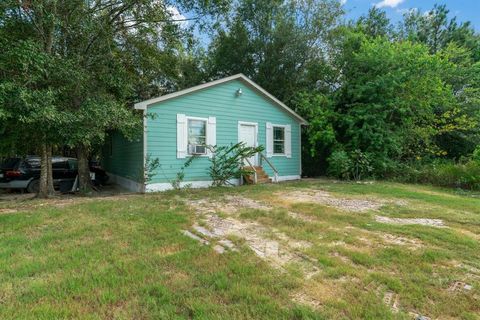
[{"x1": 103, "y1": 74, "x2": 307, "y2": 192}]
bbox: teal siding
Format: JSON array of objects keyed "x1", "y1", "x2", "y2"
[
  {"x1": 147, "y1": 79, "x2": 301, "y2": 184},
  {"x1": 102, "y1": 131, "x2": 144, "y2": 182}
]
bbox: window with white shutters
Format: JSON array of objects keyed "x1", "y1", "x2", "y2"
[{"x1": 177, "y1": 114, "x2": 216, "y2": 158}]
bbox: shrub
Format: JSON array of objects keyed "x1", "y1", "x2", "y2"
[
  {"x1": 170, "y1": 156, "x2": 197, "y2": 190},
  {"x1": 327, "y1": 149, "x2": 373, "y2": 180},
  {"x1": 473, "y1": 146, "x2": 480, "y2": 163},
  {"x1": 393, "y1": 160, "x2": 480, "y2": 190},
  {"x1": 208, "y1": 142, "x2": 264, "y2": 187},
  {"x1": 327, "y1": 150, "x2": 352, "y2": 180},
  {"x1": 350, "y1": 149, "x2": 373, "y2": 180},
  {"x1": 141, "y1": 155, "x2": 160, "y2": 185}
]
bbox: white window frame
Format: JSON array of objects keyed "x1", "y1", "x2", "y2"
[
  {"x1": 272, "y1": 124, "x2": 287, "y2": 156},
  {"x1": 187, "y1": 116, "x2": 208, "y2": 156}
]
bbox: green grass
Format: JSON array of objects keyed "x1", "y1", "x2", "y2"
[{"x1": 0, "y1": 180, "x2": 479, "y2": 319}]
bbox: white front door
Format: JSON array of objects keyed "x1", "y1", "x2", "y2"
[{"x1": 238, "y1": 123, "x2": 258, "y2": 166}]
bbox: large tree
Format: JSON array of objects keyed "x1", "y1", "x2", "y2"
[
  {"x1": 294, "y1": 5, "x2": 480, "y2": 177},
  {"x1": 400, "y1": 4, "x2": 480, "y2": 60},
  {"x1": 0, "y1": 0, "x2": 229, "y2": 196},
  {"x1": 354, "y1": 7, "x2": 394, "y2": 39},
  {"x1": 0, "y1": 34, "x2": 61, "y2": 197},
  {"x1": 294, "y1": 25, "x2": 479, "y2": 177},
  {"x1": 337, "y1": 36, "x2": 455, "y2": 166},
  {"x1": 206, "y1": 0, "x2": 344, "y2": 104}
]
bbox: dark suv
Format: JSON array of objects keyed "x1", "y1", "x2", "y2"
[{"x1": 0, "y1": 156, "x2": 108, "y2": 193}]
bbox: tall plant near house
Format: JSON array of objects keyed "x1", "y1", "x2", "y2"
[
  {"x1": 141, "y1": 155, "x2": 160, "y2": 186},
  {"x1": 170, "y1": 156, "x2": 197, "y2": 190},
  {"x1": 207, "y1": 143, "x2": 264, "y2": 187}
]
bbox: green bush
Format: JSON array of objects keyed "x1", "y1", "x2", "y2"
[
  {"x1": 393, "y1": 160, "x2": 480, "y2": 190},
  {"x1": 326, "y1": 149, "x2": 480, "y2": 190},
  {"x1": 208, "y1": 142, "x2": 264, "y2": 187},
  {"x1": 327, "y1": 149, "x2": 373, "y2": 180},
  {"x1": 327, "y1": 150, "x2": 352, "y2": 180},
  {"x1": 473, "y1": 146, "x2": 480, "y2": 163},
  {"x1": 350, "y1": 149, "x2": 373, "y2": 180}
]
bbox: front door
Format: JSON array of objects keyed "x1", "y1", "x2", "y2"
[{"x1": 238, "y1": 123, "x2": 258, "y2": 166}]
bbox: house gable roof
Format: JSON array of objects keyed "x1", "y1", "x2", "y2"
[{"x1": 134, "y1": 74, "x2": 307, "y2": 124}]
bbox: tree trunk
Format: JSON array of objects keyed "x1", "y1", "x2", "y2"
[
  {"x1": 38, "y1": 144, "x2": 49, "y2": 198},
  {"x1": 77, "y1": 145, "x2": 92, "y2": 193},
  {"x1": 47, "y1": 146, "x2": 55, "y2": 195},
  {"x1": 38, "y1": 144, "x2": 55, "y2": 198}
]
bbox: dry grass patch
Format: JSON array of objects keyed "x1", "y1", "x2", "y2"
[
  {"x1": 274, "y1": 189, "x2": 402, "y2": 212},
  {"x1": 292, "y1": 276, "x2": 361, "y2": 312},
  {"x1": 184, "y1": 201, "x2": 318, "y2": 276},
  {"x1": 155, "y1": 244, "x2": 184, "y2": 257}
]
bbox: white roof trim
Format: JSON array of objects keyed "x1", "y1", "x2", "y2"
[{"x1": 134, "y1": 73, "x2": 307, "y2": 124}]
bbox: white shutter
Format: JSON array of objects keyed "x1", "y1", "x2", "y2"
[
  {"x1": 266, "y1": 122, "x2": 273, "y2": 158},
  {"x1": 285, "y1": 124, "x2": 292, "y2": 158},
  {"x1": 177, "y1": 114, "x2": 187, "y2": 158},
  {"x1": 207, "y1": 116, "x2": 216, "y2": 158}
]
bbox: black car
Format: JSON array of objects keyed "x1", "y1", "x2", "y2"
[{"x1": 0, "y1": 156, "x2": 108, "y2": 193}]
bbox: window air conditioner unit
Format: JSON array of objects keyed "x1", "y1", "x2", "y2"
[{"x1": 189, "y1": 144, "x2": 206, "y2": 155}]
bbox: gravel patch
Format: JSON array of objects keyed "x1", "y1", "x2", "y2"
[
  {"x1": 182, "y1": 230, "x2": 209, "y2": 245},
  {"x1": 456, "y1": 263, "x2": 480, "y2": 280},
  {"x1": 365, "y1": 282, "x2": 400, "y2": 314},
  {"x1": 213, "y1": 245, "x2": 225, "y2": 254},
  {"x1": 380, "y1": 234, "x2": 423, "y2": 249},
  {"x1": 0, "y1": 208, "x2": 18, "y2": 214},
  {"x1": 291, "y1": 292, "x2": 322, "y2": 309},
  {"x1": 185, "y1": 197, "x2": 319, "y2": 278},
  {"x1": 448, "y1": 281, "x2": 473, "y2": 293},
  {"x1": 375, "y1": 215, "x2": 445, "y2": 227},
  {"x1": 188, "y1": 195, "x2": 315, "y2": 223},
  {"x1": 277, "y1": 190, "x2": 386, "y2": 212},
  {"x1": 201, "y1": 213, "x2": 318, "y2": 276},
  {"x1": 187, "y1": 195, "x2": 271, "y2": 215}
]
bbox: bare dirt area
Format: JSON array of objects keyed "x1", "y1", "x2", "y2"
[
  {"x1": 188, "y1": 195, "x2": 272, "y2": 215},
  {"x1": 189, "y1": 195, "x2": 315, "y2": 222},
  {"x1": 364, "y1": 281, "x2": 403, "y2": 314},
  {"x1": 0, "y1": 191, "x2": 35, "y2": 202},
  {"x1": 0, "y1": 208, "x2": 18, "y2": 214},
  {"x1": 184, "y1": 195, "x2": 323, "y2": 306},
  {"x1": 379, "y1": 233, "x2": 423, "y2": 249},
  {"x1": 184, "y1": 193, "x2": 427, "y2": 311},
  {"x1": 355, "y1": 231, "x2": 423, "y2": 250},
  {"x1": 183, "y1": 192, "x2": 434, "y2": 311},
  {"x1": 185, "y1": 196, "x2": 318, "y2": 277},
  {"x1": 375, "y1": 215, "x2": 445, "y2": 227},
  {"x1": 275, "y1": 189, "x2": 400, "y2": 212},
  {"x1": 0, "y1": 184, "x2": 135, "y2": 212},
  {"x1": 457, "y1": 263, "x2": 480, "y2": 281}
]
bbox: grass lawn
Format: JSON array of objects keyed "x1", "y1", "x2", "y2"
[{"x1": 0, "y1": 179, "x2": 479, "y2": 319}]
